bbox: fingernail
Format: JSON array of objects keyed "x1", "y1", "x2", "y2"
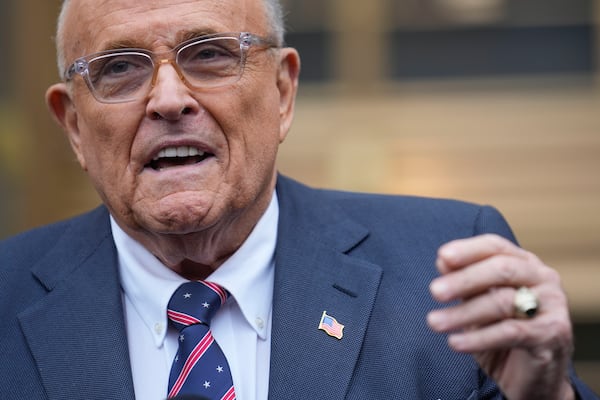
[
  {"x1": 448, "y1": 334, "x2": 467, "y2": 351},
  {"x1": 439, "y1": 246, "x2": 458, "y2": 263},
  {"x1": 435, "y1": 258, "x2": 448, "y2": 273},
  {"x1": 430, "y1": 279, "x2": 449, "y2": 301},
  {"x1": 427, "y1": 311, "x2": 445, "y2": 330}
]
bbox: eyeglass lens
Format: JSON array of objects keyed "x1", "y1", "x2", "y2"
[{"x1": 86, "y1": 36, "x2": 243, "y2": 102}]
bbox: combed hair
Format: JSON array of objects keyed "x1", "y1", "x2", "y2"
[{"x1": 55, "y1": 0, "x2": 286, "y2": 77}]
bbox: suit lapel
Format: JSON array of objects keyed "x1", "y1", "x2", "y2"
[
  {"x1": 18, "y1": 207, "x2": 135, "y2": 400},
  {"x1": 269, "y1": 177, "x2": 383, "y2": 399},
  {"x1": 17, "y1": 178, "x2": 381, "y2": 400}
]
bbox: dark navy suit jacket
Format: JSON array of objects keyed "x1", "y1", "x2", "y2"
[{"x1": 1, "y1": 175, "x2": 597, "y2": 399}]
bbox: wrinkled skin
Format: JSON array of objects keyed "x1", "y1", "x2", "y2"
[
  {"x1": 428, "y1": 235, "x2": 575, "y2": 400},
  {"x1": 46, "y1": 0, "x2": 300, "y2": 279},
  {"x1": 47, "y1": 0, "x2": 578, "y2": 398}
]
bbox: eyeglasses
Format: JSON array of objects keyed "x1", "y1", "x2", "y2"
[{"x1": 64, "y1": 32, "x2": 279, "y2": 104}]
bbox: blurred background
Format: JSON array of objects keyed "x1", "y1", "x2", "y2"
[{"x1": 1, "y1": 0, "x2": 599, "y2": 386}]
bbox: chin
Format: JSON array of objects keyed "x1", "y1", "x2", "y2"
[
  {"x1": 149, "y1": 217, "x2": 209, "y2": 236},
  {"x1": 132, "y1": 195, "x2": 219, "y2": 236}
]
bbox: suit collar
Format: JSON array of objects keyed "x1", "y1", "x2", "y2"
[
  {"x1": 274, "y1": 175, "x2": 370, "y2": 253},
  {"x1": 18, "y1": 176, "x2": 382, "y2": 399},
  {"x1": 269, "y1": 176, "x2": 382, "y2": 399},
  {"x1": 29, "y1": 207, "x2": 112, "y2": 291},
  {"x1": 18, "y1": 207, "x2": 135, "y2": 400}
]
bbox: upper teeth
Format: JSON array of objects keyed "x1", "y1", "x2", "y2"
[{"x1": 153, "y1": 146, "x2": 204, "y2": 160}]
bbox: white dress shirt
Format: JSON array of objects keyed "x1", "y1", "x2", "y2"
[{"x1": 112, "y1": 194, "x2": 278, "y2": 400}]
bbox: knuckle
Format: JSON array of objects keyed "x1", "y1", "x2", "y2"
[
  {"x1": 503, "y1": 320, "x2": 528, "y2": 343},
  {"x1": 490, "y1": 287, "x2": 514, "y2": 318},
  {"x1": 492, "y1": 256, "x2": 517, "y2": 284},
  {"x1": 523, "y1": 249, "x2": 542, "y2": 264},
  {"x1": 549, "y1": 315, "x2": 573, "y2": 343},
  {"x1": 484, "y1": 234, "x2": 508, "y2": 252},
  {"x1": 541, "y1": 321, "x2": 574, "y2": 357},
  {"x1": 522, "y1": 250, "x2": 561, "y2": 284},
  {"x1": 541, "y1": 266, "x2": 561, "y2": 284},
  {"x1": 531, "y1": 304, "x2": 573, "y2": 349}
]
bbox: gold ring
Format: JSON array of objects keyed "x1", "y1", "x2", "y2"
[{"x1": 514, "y1": 286, "x2": 539, "y2": 319}]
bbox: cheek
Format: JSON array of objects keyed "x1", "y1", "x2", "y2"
[
  {"x1": 203, "y1": 77, "x2": 281, "y2": 208},
  {"x1": 225, "y1": 90, "x2": 281, "y2": 180},
  {"x1": 237, "y1": 78, "x2": 281, "y2": 151},
  {"x1": 77, "y1": 106, "x2": 141, "y2": 187}
]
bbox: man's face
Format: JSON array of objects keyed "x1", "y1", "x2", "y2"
[{"x1": 48, "y1": 0, "x2": 299, "y2": 240}]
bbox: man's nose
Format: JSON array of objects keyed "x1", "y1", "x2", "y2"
[{"x1": 146, "y1": 60, "x2": 199, "y2": 121}]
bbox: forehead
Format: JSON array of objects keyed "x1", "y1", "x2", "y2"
[{"x1": 62, "y1": 0, "x2": 268, "y2": 56}]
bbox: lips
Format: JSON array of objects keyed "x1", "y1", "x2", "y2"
[{"x1": 146, "y1": 145, "x2": 213, "y2": 171}]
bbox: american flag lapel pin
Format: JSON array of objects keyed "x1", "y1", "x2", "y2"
[{"x1": 318, "y1": 310, "x2": 344, "y2": 340}]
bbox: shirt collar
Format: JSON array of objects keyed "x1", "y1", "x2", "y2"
[{"x1": 113, "y1": 193, "x2": 278, "y2": 347}]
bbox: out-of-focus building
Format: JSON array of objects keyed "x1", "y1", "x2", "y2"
[{"x1": 1, "y1": 0, "x2": 599, "y2": 388}]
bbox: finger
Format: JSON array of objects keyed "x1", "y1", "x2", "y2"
[
  {"x1": 446, "y1": 308, "x2": 572, "y2": 354},
  {"x1": 430, "y1": 254, "x2": 543, "y2": 303},
  {"x1": 437, "y1": 234, "x2": 529, "y2": 274},
  {"x1": 428, "y1": 287, "x2": 515, "y2": 332},
  {"x1": 448, "y1": 319, "x2": 535, "y2": 353},
  {"x1": 434, "y1": 284, "x2": 572, "y2": 353}
]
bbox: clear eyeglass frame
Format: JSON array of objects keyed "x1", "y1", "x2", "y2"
[{"x1": 63, "y1": 32, "x2": 279, "y2": 104}]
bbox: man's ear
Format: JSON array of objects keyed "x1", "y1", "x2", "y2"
[
  {"x1": 276, "y1": 47, "x2": 301, "y2": 143},
  {"x1": 45, "y1": 83, "x2": 87, "y2": 171}
]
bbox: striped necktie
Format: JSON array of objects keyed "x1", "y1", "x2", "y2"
[{"x1": 167, "y1": 281, "x2": 236, "y2": 400}]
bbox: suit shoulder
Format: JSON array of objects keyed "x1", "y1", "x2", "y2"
[
  {"x1": 0, "y1": 206, "x2": 110, "y2": 271},
  {"x1": 326, "y1": 187, "x2": 477, "y2": 210},
  {"x1": 277, "y1": 175, "x2": 514, "y2": 240},
  {"x1": 333, "y1": 189, "x2": 512, "y2": 235},
  {"x1": 279, "y1": 174, "x2": 480, "y2": 209},
  {"x1": 315, "y1": 184, "x2": 486, "y2": 221}
]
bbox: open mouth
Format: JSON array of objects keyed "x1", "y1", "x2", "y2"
[{"x1": 146, "y1": 146, "x2": 213, "y2": 171}]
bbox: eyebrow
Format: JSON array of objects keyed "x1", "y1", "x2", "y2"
[
  {"x1": 179, "y1": 29, "x2": 220, "y2": 43},
  {"x1": 99, "y1": 29, "x2": 222, "y2": 52}
]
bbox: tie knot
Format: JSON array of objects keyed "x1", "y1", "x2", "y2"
[{"x1": 167, "y1": 281, "x2": 228, "y2": 331}]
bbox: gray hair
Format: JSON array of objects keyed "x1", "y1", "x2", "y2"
[{"x1": 55, "y1": 0, "x2": 285, "y2": 77}]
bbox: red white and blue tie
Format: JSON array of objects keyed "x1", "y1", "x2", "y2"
[{"x1": 167, "y1": 281, "x2": 236, "y2": 400}]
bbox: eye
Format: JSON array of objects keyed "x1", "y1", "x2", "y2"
[
  {"x1": 195, "y1": 46, "x2": 226, "y2": 61},
  {"x1": 89, "y1": 54, "x2": 151, "y2": 83},
  {"x1": 180, "y1": 39, "x2": 241, "y2": 67},
  {"x1": 102, "y1": 55, "x2": 147, "y2": 76},
  {"x1": 106, "y1": 60, "x2": 133, "y2": 74},
  {"x1": 191, "y1": 44, "x2": 235, "y2": 62}
]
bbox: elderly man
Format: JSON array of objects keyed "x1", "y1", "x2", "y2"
[{"x1": 0, "y1": 0, "x2": 597, "y2": 399}]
